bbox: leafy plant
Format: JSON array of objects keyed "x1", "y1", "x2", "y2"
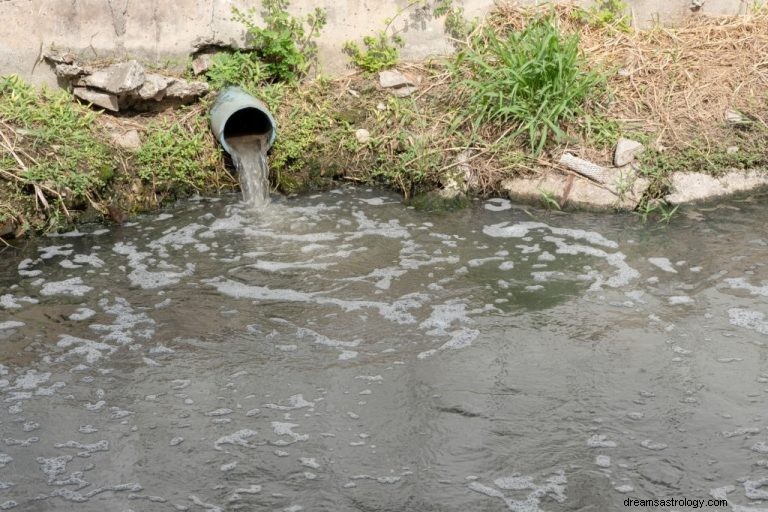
[
  {"x1": 454, "y1": 15, "x2": 606, "y2": 155},
  {"x1": 433, "y1": 0, "x2": 475, "y2": 41},
  {"x1": 344, "y1": 32, "x2": 404, "y2": 73},
  {"x1": 205, "y1": 51, "x2": 267, "y2": 91},
  {"x1": 214, "y1": 1, "x2": 326, "y2": 85}
]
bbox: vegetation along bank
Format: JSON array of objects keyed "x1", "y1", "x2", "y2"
[{"x1": 1, "y1": 0, "x2": 768, "y2": 239}]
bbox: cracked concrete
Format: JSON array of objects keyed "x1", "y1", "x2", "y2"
[{"x1": 0, "y1": 0, "x2": 744, "y2": 86}]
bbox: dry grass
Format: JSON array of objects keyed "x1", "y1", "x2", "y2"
[{"x1": 490, "y1": 3, "x2": 768, "y2": 148}]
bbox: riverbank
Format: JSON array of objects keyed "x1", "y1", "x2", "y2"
[{"x1": 1, "y1": 3, "x2": 767, "y2": 239}]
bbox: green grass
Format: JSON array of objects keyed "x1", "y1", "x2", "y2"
[
  {"x1": 0, "y1": 75, "x2": 114, "y2": 216},
  {"x1": 137, "y1": 116, "x2": 220, "y2": 193},
  {"x1": 343, "y1": 32, "x2": 404, "y2": 73},
  {"x1": 454, "y1": 15, "x2": 606, "y2": 155}
]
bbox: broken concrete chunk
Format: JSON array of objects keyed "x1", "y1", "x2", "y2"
[
  {"x1": 54, "y1": 63, "x2": 89, "y2": 79},
  {"x1": 79, "y1": 60, "x2": 145, "y2": 94},
  {"x1": 191, "y1": 54, "x2": 213, "y2": 76},
  {"x1": 666, "y1": 170, "x2": 768, "y2": 204},
  {"x1": 73, "y1": 87, "x2": 119, "y2": 112},
  {"x1": 391, "y1": 86, "x2": 418, "y2": 98},
  {"x1": 559, "y1": 153, "x2": 614, "y2": 184},
  {"x1": 614, "y1": 137, "x2": 645, "y2": 167},
  {"x1": 378, "y1": 70, "x2": 415, "y2": 89},
  {"x1": 110, "y1": 129, "x2": 141, "y2": 151},
  {"x1": 164, "y1": 78, "x2": 209, "y2": 101},
  {"x1": 138, "y1": 73, "x2": 171, "y2": 101}
]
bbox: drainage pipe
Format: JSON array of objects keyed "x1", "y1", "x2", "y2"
[{"x1": 209, "y1": 86, "x2": 277, "y2": 155}]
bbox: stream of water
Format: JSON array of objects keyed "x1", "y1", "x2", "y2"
[
  {"x1": 1, "y1": 188, "x2": 768, "y2": 511},
  {"x1": 228, "y1": 134, "x2": 270, "y2": 207}
]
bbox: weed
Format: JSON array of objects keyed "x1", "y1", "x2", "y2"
[
  {"x1": 137, "y1": 116, "x2": 220, "y2": 195},
  {"x1": 0, "y1": 75, "x2": 114, "y2": 219},
  {"x1": 572, "y1": 0, "x2": 631, "y2": 31},
  {"x1": 233, "y1": 1, "x2": 326, "y2": 82},
  {"x1": 343, "y1": 33, "x2": 404, "y2": 73},
  {"x1": 538, "y1": 188, "x2": 562, "y2": 210},
  {"x1": 433, "y1": 0, "x2": 476, "y2": 42},
  {"x1": 205, "y1": 51, "x2": 267, "y2": 91},
  {"x1": 454, "y1": 15, "x2": 606, "y2": 155}
]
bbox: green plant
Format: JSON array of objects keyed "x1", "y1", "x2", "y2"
[
  {"x1": 137, "y1": 117, "x2": 218, "y2": 192},
  {"x1": 0, "y1": 75, "x2": 114, "y2": 213},
  {"x1": 344, "y1": 32, "x2": 404, "y2": 73},
  {"x1": 538, "y1": 188, "x2": 561, "y2": 210},
  {"x1": 572, "y1": 0, "x2": 631, "y2": 31},
  {"x1": 231, "y1": 1, "x2": 326, "y2": 83},
  {"x1": 205, "y1": 51, "x2": 267, "y2": 91},
  {"x1": 454, "y1": 15, "x2": 606, "y2": 155},
  {"x1": 433, "y1": 0, "x2": 475, "y2": 42}
]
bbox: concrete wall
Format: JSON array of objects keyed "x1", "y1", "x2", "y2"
[{"x1": 0, "y1": 0, "x2": 745, "y2": 87}]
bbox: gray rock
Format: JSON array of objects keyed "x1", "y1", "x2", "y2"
[
  {"x1": 391, "y1": 85, "x2": 418, "y2": 98},
  {"x1": 191, "y1": 54, "x2": 213, "y2": 76},
  {"x1": 54, "y1": 63, "x2": 89, "y2": 79},
  {"x1": 73, "y1": 87, "x2": 119, "y2": 112},
  {"x1": 164, "y1": 78, "x2": 209, "y2": 100},
  {"x1": 354, "y1": 129, "x2": 371, "y2": 144},
  {"x1": 378, "y1": 70, "x2": 414, "y2": 89},
  {"x1": 666, "y1": 170, "x2": 768, "y2": 204},
  {"x1": 80, "y1": 60, "x2": 145, "y2": 94},
  {"x1": 110, "y1": 129, "x2": 141, "y2": 151},
  {"x1": 138, "y1": 73, "x2": 171, "y2": 101},
  {"x1": 614, "y1": 137, "x2": 645, "y2": 167}
]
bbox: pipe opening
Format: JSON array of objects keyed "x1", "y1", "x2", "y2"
[{"x1": 223, "y1": 107, "x2": 274, "y2": 144}]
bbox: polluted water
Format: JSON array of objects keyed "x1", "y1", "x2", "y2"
[
  {"x1": 1, "y1": 188, "x2": 768, "y2": 511},
  {"x1": 228, "y1": 134, "x2": 270, "y2": 207}
]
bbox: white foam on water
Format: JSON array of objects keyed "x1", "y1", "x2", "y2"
[
  {"x1": 468, "y1": 257, "x2": 504, "y2": 267},
  {"x1": 228, "y1": 485, "x2": 262, "y2": 503},
  {"x1": 484, "y1": 221, "x2": 618, "y2": 248},
  {"x1": 57, "y1": 335, "x2": 116, "y2": 365},
  {"x1": 729, "y1": 309, "x2": 768, "y2": 335},
  {"x1": 745, "y1": 479, "x2": 768, "y2": 500},
  {"x1": 54, "y1": 439, "x2": 109, "y2": 457},
  {"x1": 0, "y1": 321, "x2": 23, "y2": 331},
  {"x1": 300, "y1": 457, "x2": 320, "y2": 469},
  {"x1": 0, "y1": 294, "x2": 37, "y2": 310},
  {"x1": 348, "y1": 210, "x2": 410, "y2": 239},
  {"x1": 248, "y1": 260, "x2": 334, "y2": 272},
  {"x1": 205, "y1": 277, "x2": 422, "y2": 324},
  {"x1": 668, "y1": 295, "x2": 694, "y2": 305},
  {"x1": 468, "y1": 470, "x2": 567, "y2": 512},
  {"x1": 271, "y1": 422, "x2": 308, "y2": 444},
  {"x1": 724, "y1": 277, "x2": 768, "y2": 296},
  {"x1": 214, "y1": 429, "x2": 259, "y2": 451},
  {"x1": 113, "y1": 241, "x2": 195, "y2": 289},
  {"x1": 12, "y1": 370, "x2": 50, "y2": 390},
  {"x1": 339, "y1": 350, "x2": 358, "y2": 360},
  {"x1": 40, "y1": 278, "x2": 93, "y2": 297},
  {"x1": 69, "y1": 307, "x2": 96, "y2": 321},
  {"x1": 648, "y1": 258, "x2": 677, "y2": 273},
  {"x1": 39, "y1": 245, "x2": 74, "y2": 259},
  {"x1": 595, "y1": 455, "x2": 611, "y2": 468}
]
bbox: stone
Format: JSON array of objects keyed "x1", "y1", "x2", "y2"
[
  {"x1": 110, "y1": 129, "x2": 141, "y2": 151},
  {"x1": 73, "y1": 87, "x2": 119, "y2": 112},
  {"x1": 138, "y1": 73, "x2": 171, "y2": 101},
  {"x1": 354, "y1": 129, "x2": 371, "y2": 144},
  {"x1": 191, "y1": 54, "x2": 213, "y2": 75},
  {"x1": 390, "y1": 86, "x2": 418, "y2": 98},
  {"x1": 378, "y1": 70, "x2": 414, "y2": 89},
  {"x1": 614, "y1": 137, "x2": 645, "y2": 166},
  {"x1": 54, "y1": 63, "x2": 89, "y2": 79},
  {"x1": 79, "y1": 60, "x2": 145, "y2": 94},
  {"x1": 501, "y1": 172, "x2": 628, "y2": 210},
  {"x1": 559, "y1": 153, "x2": 614, "y2": 184},
  {"x1": 164, "y1": 78, "x2": 209, "y2": 101},
  {"x1": 666, "y1": 170, "x2": 768, "y2": 204}
]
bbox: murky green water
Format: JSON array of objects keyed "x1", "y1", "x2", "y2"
[{"x1": 1, "y1": 188, "x2": 768, "y2": 511}]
